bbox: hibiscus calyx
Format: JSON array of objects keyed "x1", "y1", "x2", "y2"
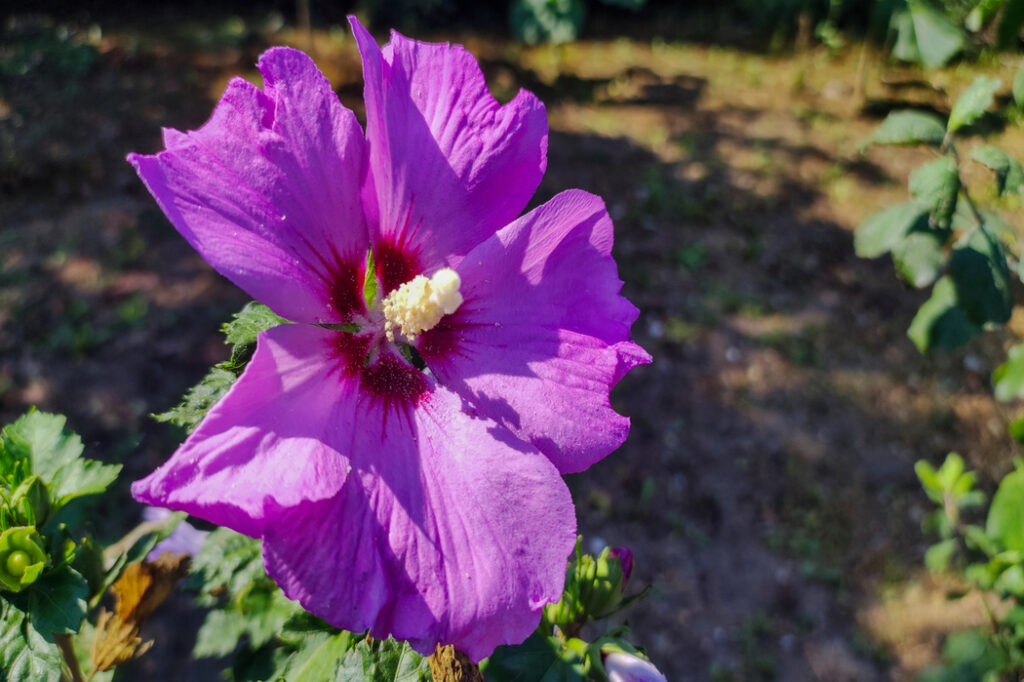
[{"x1": 383, "y1": 268, "x2": 463, "y2": 342}]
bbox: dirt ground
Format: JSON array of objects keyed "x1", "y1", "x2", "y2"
[{"x1": 5, "y1": 8, "x2": 1024, "y2": 681}]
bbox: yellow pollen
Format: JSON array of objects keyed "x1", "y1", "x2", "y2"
[{"x1": 383, "y1": 268, "x2": 463, "y2": 342}]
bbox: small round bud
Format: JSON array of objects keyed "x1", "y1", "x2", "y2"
[{"x1": 0, "y1": 527, "x2": 47, "y2": 593}]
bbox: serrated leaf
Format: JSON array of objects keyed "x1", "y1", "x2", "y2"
[
  {"x1": 222, "y1": 302, "x2": 287, "y2": 349},
  {"x1": 994, "y1": 344, "x2": 1024, "y2": 401},
  {"x1": 854, "y1": 202, "x2": 925, "y2": 258},
  {"x1": 925, "y1": 538, "x2": 957, "y2": 572},
  {"x1": 193, "y1": 608, "x2": 246, "y2": 658},
  {"x1": 908, "y1": 276, "x2": 981, "y2": 352},
  {"x1": 949, "y1": 229, "x2": 1013, "y2": 326},
  {"x1": 863, "y1": 111, "x2": 946, "y2": 149},
  {"x1": 971, "y1": 146, "x2": 1024, "y2": 197},
  {"x1": 1, "y1": 411, "x2": 120, "y2": 507},
  {"x1": 949, "y1": 77, "x2": 1002, "y2": 132},
  {"x1": 892, "y1": 230, "x2": 946, "y2": 288},
  {"x1": 334, "y1": 638, "x2": 432, "y2": 682},
  {"x1": 482, "y1": 631, "x2": 586, "y2": 681},
  {"x1": 154, "y1": 367, "x2": 236, "y2": 434},
  {"x1": 908, "y1": 0, "x2": 966, "y2": 69},
  {"x1": 28, "y1": 566, "x2": 88, "y2": 639},
  {"x1": 0, "y1": 596, "x2": 62, "y2": 682},
  {"x1": 191, "y1": 527, "x2": 264, "y2": 603},
  {"x1": 987, "y1": 469, "x2": 1024, "y2": 551},
  {"x1": 910, "y1": 156, "x2": 960, "y2": 227}
]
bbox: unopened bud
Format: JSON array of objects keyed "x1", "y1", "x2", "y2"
[
  {"x1": 0, "y1": 526, "x2": 47, "y2": 593},
  {"x1": 602, "y1": 651, "x2": 667, "y2": 682},
  {"x1": 12, "y1": 476, "x2": 49, "y2": 527}
]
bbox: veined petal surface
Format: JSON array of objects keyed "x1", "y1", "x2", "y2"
[
  {"x1": 420, "y1": 190, "x2": 651, "y2": 474},
  {"x1": 261, "y1": 380, "x2": 576, "y2": 662},
  {"x1": 128, "y1": 48, "x2": 368, "y2": 323},
  {"x1": 132, "y1": 325, "x2": 359, "y2": 537},
  {"x1": 350, "y1": 17, "x2": 548, "y2": 282}
]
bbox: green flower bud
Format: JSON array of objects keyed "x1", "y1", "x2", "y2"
[
  {"x1": 11, "y1": 476, "x2": 49, "y2": 527},
  {"x1": 0, "y1": 526, "x2": 47, "y2": 592},
  {"x1": 579, "y1": 547, "x2": 628, "y2": 618}
]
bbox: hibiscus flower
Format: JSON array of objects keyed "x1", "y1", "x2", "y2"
[{"x1": 128, "y1": 18, "x2": 649, "y2": 661}]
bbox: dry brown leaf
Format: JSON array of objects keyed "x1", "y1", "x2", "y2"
[
  {"x1": 112, "y1": 553, "x2": 189, "y2": 623},
  {"x1": 90, "y1": 554, "x2": 189, "y2": 674}
]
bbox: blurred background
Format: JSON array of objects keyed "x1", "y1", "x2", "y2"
[{"x1": 5, "y1": 0, "x2": 1024, "y2": 680}]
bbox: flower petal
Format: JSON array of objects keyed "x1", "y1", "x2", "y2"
[
  {"x1": 128, "y1": 48, "x2": 368, "y2": 323},
  {"x1": 132, "y1": 324, "x2": 358, "y2": 537},
  {"x1": 261, "y1": 381, "x2": 576, "y2": 662},
  {"x1": 350, "y1": 17, "x2": 547, "y2": 278},
  {"x1": 421, "y1": 189, "x2": 651, "y2": 474}
]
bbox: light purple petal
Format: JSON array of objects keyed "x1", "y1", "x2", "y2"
[
  {"x1": 261, "y1": 381, "x2": 576, "y2": 662},
  {"x1": 141, "y1": 507, "x2": 208, "y2": 559},
  {"x1": 420, "y1": 189, "x2": 650, "y2": 474},
  {"x1": 350, "y1": 17, "x2": 548, "y2": 278},
  {"x1": 132, "y1": 324, "x2": 359, "y2": 537},
  {"x1": 128, "y1": 48, "x2": 368, "y2": 323},
  {"x1": 604, "y1": 652, "x2": 668, "y2": 682}
]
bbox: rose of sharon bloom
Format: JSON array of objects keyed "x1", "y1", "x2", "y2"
[{"x1": 128, "y1": 18, "x2": 649, "y2": 661}]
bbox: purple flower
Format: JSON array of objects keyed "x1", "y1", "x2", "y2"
[
  {"x1": 142, "y1": 507, "x2": 208, "y2": 560},
  {"x1": 128, "y1": 18, "x2": 648, "y2": 661}
]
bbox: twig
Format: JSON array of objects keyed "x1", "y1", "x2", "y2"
[{"x1": 56, "y1": 634, "x2": 84, "y2": 682}]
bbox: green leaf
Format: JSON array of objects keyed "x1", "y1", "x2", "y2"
[
  {"x1": 193, "y1": 609, "x2": 247, "y2": 658},
  {"x1": 863, "y1": 111, "x2": 946, "y2": 148},
  {"x1": 892, "y1": 230, "x2": 946, "y2": 288},
  {"x1": 949, "y1": 230, "x2": 1013, "y2": 326},
  {"x1": 908, "y1": 276, "x2": 981, "y2": 352},
  {"x1": 510, "y1": 0, "x2": 586, "y2": 45},
  {"x1": 191, "y1": 527, "x2": 264, "y2": 604},
  {"x1": 363, "y1": 249, "x2": 378, "y2": 310},
  {"x1": 998, "y1": 0, "x2": 1024, "y2": 48},
  {"x1": 966, "y1": 525, "x2": 999, "y2": 557},
  {"x1": 27, "y1": 566, "x2": 87, "y2": 638},
  {"x1": 223, "y1": 301, "x2": 287, "y2": 349},
  {"x1": 287, "y1": 632, "x2": 357, "y2": 681},
  {"x1": 908, "y1": 0, "x2": 966, "y2": 69},
  {"x1": 949, "y1": 77, "x2": 1002, "y2": 132},
  {"x1": 1010, "y1": 417, "x2": 1024, "y2": 444},
  {"x1": 481, "y1": 631, "x2": 587, "y2": 681},
  {"x1": 222, "y1": 302, "x2": 287, "y2": 370},
  {"x1": 925, "y1": 539, "x2": 958, "y2": 572},
  {"x1": 0, "y1": 412, "x2": 120, "y2": 507},
  {"x1": 916, "y1": 459, "x2": 944, "y2": 503},
  {"x1": 987, "y1": 469, "x2": 1024, "y2": 551},
  {"x1": 154, "y1": 367, "x2": 236, "y2": 434},
  {"x1": 994, "y1": 344, "x2": 1024, "y2": 401},
  {"x1": 996, "y1": 564, "x2": 1024, "y2": 597},
  {"x1": 1014, "y1": 59, "x2": 1024, "y2": 108},
  {"x1": 854, "y1": 202, "x2": 925, "y2": 258},
  {"x1": 0, "y1": 596, "x2": 62, "y2": 682},
  {"x1": 910, "y1": 156, "x2": 960, "y2": 227},
  {"x1": 971, "y1": 146, "x2": 1024, "y2": 197}
]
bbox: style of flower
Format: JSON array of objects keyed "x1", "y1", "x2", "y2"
[{"x1": 128, "y1": 18, "x2": 649, "y2": 661}]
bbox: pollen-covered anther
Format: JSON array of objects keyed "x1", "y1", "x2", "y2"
[{"x1": 383, "y1": 268, "x2": 463, "y2": 342}]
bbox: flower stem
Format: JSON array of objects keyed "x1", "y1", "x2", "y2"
[
  {"x1": 56, "y1": 634, "x2": 84, "y2": 682},
  {"x1": 428, "y1": 645, "x2": 483, "y2": 682}
]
